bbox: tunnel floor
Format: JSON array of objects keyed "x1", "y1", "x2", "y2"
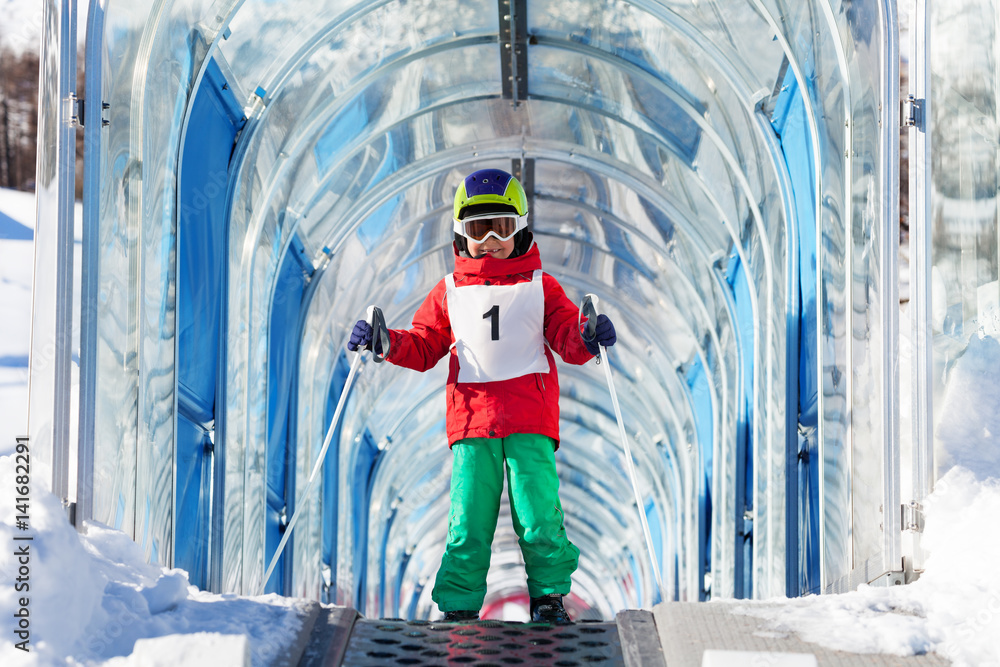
[
  {"x1": 295, "y1": 603, "x2": 953, "y2": 667},
  {"x1": 339, "y1": 618, "x2": 623, "y2": 665},
  {"x1": 297, "y1": 607, "x2": 657, "y2": 666}
]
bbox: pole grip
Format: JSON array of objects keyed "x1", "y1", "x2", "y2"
[
  {"x1": 580, "y1": 294, "x2": 601, "y2": 364},
  {"x1": 367, "y1": 305, "x2": 390, "y2": 363}
]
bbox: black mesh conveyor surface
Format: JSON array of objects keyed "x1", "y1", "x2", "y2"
[{"x1": 340, "y1": 618, "x2": 623, "y2": 666}]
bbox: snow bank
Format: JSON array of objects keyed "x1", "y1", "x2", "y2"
[
  {"x1": 0, "y1": 188, "x2": 36, "y2": 232},
  {"x1": 936, "y1": 334, "x2": 1000, "y2": 478},
  {"x1": 103, "y1": 633, "x2": 251, "y2": 667},
  {"x1": 919, "y1": 467, "x2": 1000, "y2": 664},
  {"x1": 736, "y1": 466, "x2": 1000, "y2": 665},
  {"x1": 0, "y1": 188, "x2": 35, "y2": 458},
  {"x1": 0, "y1": 186, "x2": 85, "y2": 459},
  {"x1": 738, "y1": 334, "x2": 1000, "y2": 667},
  {"x1": 0, "y1": 456, "x2": 315, "y2": 665}
]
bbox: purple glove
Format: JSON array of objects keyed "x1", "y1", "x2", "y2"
[
  {"x1": 348, "y1": 320, "x2": 372, "y2": 352},
  {"x1": 348, "y1": 319, "x2": 387, "y2": 354},
  {"x1": 583, "y1": 314, "x2": 616, "y2": 356}
]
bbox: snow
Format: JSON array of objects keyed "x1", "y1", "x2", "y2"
[
  {"x1": 103, "y1": 634, "x2": 251, "y2": 667},
  {"x1": 0, "y1": 188, "x2": 36, "y2": 457},
  {"x1": 0, "y1": 188, "x2": 36, "y2": 233},
  {"x1": 733, "y1": 463, "x2": 1000, "y2": 666},
  {"x1": 936, "y1": 334, "x2": 1000, "y2": 475},
  {"x1": 0, "y1": 188, "x2": 320, "y2": 666},
  {"x1": 735, "y1": 332, "x2": 1000, "y2": 667},
  {"x1": 0, "y1": 188, "x2": 319, "y2": 665},
  {"x1": 0, "y1": 188, "x2": 84, "y2": 460},
  {"x1": 0, "y1": 447, "x2": 315, "y2": 666}
]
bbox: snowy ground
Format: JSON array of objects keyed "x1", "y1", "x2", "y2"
[
  {"x1": 0, "y1": 452, "x2": 316, "y2": 666},
  {"x1": 1, "y1": 187, "x2": 1000, "y2": 664},
  {"x1": 0, "y1": 188, "x2": 36, "y2": 458},
  {"x1": 733, "y1": 329, "x2": 1000, "y2": 667},
  {"x1": 737, "y1": 465, "x2": 1000, "y2": 666},
  {"x1": 0, "y1": 194, "x2": 317, "y2": 665}
]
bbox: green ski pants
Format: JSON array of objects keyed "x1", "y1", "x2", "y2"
[{"x1": 431, "y1": 433, "x2": 580, "y2": 612}]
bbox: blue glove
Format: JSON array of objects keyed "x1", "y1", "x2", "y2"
[
  {"x1": 583, "y1": 314, "x2": 616, "y2": 356},
  {"x1": 348, "y1": 319, "x2": 388, "y2": 354},
  {"x1": 348, "y1": 320, "x2": 372, "y2": 352}
]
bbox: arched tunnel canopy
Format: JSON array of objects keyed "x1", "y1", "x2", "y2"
[{"x1": 78, "y1": 0, "x2": 898, "y2": 620}]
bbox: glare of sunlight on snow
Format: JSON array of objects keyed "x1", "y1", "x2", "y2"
[
  {"x1": 0, "y1": 453, "x2": 315, "y2": 666},
  {"x1": 0, "y1": 188, "x2": 36, "y2": 458},
  {"x1": 737, "y1": 332, "x2": 1000, "y2": 667}
]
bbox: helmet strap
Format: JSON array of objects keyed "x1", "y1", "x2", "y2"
[
  {"x1": 454, "y1": 234, "x2": 471, "y2": 257},
  {"x1": 509, "y1": 229, "x2": 533, "y2": 258}
]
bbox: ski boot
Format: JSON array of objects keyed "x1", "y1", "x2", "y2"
[
  {"x1": 530, "y1": 594, "x2": 573, "y2": 625},
  {"x1": 442, "y1": 610, "x2": 480, "y2": 622}
]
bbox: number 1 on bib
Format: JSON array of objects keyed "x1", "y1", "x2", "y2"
[{"x1": 483, "y1": 305, "x2": 500, "y2": 340}]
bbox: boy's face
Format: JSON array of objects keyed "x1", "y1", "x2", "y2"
[{"x1": 468, "y1": 235, "x2": 516, "y2": 260}]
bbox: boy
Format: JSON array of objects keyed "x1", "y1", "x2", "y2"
[{"x1": 349, "y1": 168, "x2": 616, "y2": 624}]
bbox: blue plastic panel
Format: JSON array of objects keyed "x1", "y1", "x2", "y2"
[
  {"x1": 175, "y1": 56, "x2": 244, "y2": 585},
  {"x1": 262, "y1": 237, "x2": 310, "y2": 594},
  {"x1": 322, "y1": 351, "x2": 354, "y2": 598},
  {"x1": 178, "y1": 58, "x2": 242, "y2": 417},
  {"x1": 351, "y1": 428, "x2": 380, "y2": 609},
  {"x1": 175, "y1": 416, "x2": 213, "y2": 584},
  {"x1": 769, "y1": 64, "x2": 821, "y2": 595}
]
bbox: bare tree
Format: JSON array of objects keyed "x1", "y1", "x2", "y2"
[{"x1": 0, "y1": 41, "x2": 40, "y2": 191}]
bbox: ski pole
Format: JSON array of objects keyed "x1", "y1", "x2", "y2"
[
  {"x1": 581, "y1": 295, "x2": 666, "y2": 603},
  {"x1": 258, "y1": 305, "x2": 388, "y2": 594}
]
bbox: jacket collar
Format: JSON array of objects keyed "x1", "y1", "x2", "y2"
[{"x1": 453, "y1": 242, "x2": 542, "y2": 279}]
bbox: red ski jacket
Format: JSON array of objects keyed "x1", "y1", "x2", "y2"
[{"x1": 385, "y1": 244, "x2": 595, "y2": 447}]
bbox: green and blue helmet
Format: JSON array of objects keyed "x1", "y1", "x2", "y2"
[
  {"x1": 452, "y1": 168, "x2": 533, "y2": 257},
  {"x1": 453, "y1": 168, "x2": 528, "y2": 219}
]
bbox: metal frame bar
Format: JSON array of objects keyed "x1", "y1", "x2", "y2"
[
  {"x1": 29, "y1": 0, "x2": 77, "y2": 503},
  {"x1": 709, "y1": 254, "x2": 747, "y2": 600},
  {"x1": 77, "y1": 0, "x2": 105, "y2": 528},
  {"x1": 53, "y1": 0, "x2": 78, "y2": 505},
  {"x1": 510, "y1": 157, "x2": 534, "y2": 218},
  {"x1": 754, "y1": 99, "x2": 801, "y2": 597},
  {"x1": 210, "y1": 95, "x2": 255, "y2": 593},
  {"x1": 498, "y1": 0, "x2": 528, "y2": 102},
  {"x1": 909, "y1": 0, "x2": 933, "y2": 572},
  {"x1": 749, "y1": 0, "x2": 828, "y2": 596},
  {"x1": 880, "y1": 0, "x2": 903, "y2": 579}
]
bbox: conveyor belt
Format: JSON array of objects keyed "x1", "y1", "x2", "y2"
[
  {"x1": 298, "y1": 609, "x2": 663, "y2": 666},
  {"x1": 297, "y1": 603, "x2": 952, "y2": 666},
  {"x1": 341, "y1": 618, "x2": 621, "y2": 665}
]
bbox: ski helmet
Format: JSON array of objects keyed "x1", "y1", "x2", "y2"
[
  {"x1": 453, "y1": 168, "x2": 529, "y2": 219},
  {"x1": 453, "y1": 168, "x2": 532, "y2": 258}
]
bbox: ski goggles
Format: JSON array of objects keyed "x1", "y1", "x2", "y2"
[{"x1": 453, "y1": 213, "x2": 527, "y2": 242}]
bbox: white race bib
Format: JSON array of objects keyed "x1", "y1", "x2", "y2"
[{"x1": 445, "y1": 270, "x2": 549, "y2": 383}]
